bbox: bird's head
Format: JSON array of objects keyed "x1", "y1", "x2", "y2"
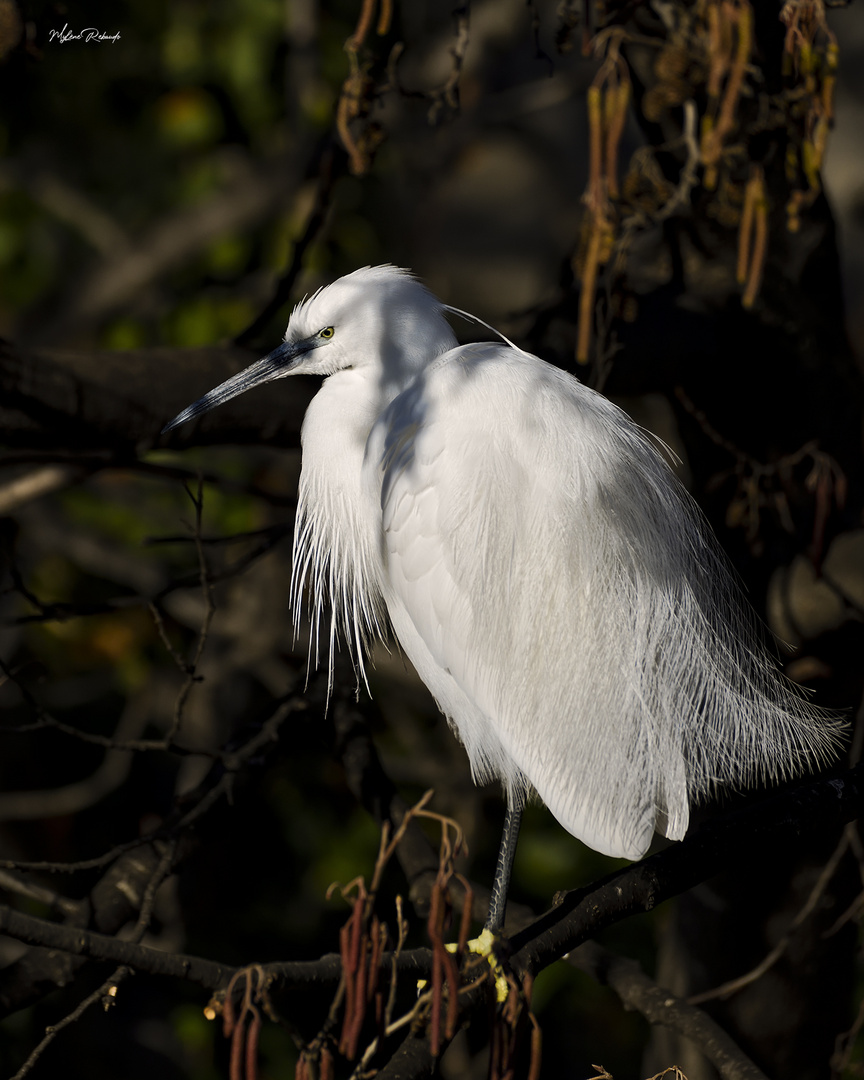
[{"x1": 162, "y1": 265, "x2": 457, "y2": 434}]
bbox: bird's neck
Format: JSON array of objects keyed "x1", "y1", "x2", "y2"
[
  {"x1": 289, "y1": 367, "x2": 391, "y2": 683},
  {"x1": 303, "y1": 365, "x2": 388, "y2": 477}
]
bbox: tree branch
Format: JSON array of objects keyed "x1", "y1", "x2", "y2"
[
  {"x1": 0, "y1": 904, "x2": 233, "y2": 991},
  {"x1": 570, "y1": 942, "x2": 768, "y2": 1080},
  {"x1": 0, "y1": 341, "x2": 316, "y2": 451},
  {"x1": 0, "y1": 758, "x2": 858, "y2": 1077},
  {"x1": 378, "y1": 765, "x2": 863, "y2": 1079},
  {"x1": 509, "y1": 765, "x2": 864, "y2": 978}
]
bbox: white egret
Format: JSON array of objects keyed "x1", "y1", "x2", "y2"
[{"x1": 164, "y1": 265, "x2": 842, "y2": 930}]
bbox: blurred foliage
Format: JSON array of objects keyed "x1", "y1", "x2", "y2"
[{"x1": 0, "y1": 0, "x2": 350, "y2": 346}]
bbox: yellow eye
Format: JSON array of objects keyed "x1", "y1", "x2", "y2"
[{"x1": 319, "y1": 326, "x2": 334, "y2": 339}]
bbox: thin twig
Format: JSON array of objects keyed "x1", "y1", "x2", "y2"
[
  {"x1": 165, "y1": 475, "x2": 216, "y2": 742},
  {"x1": 0, "y1": 695, "x2": 297, "y2": 872},
  {"x1": 688, "y1": 826, "x2": 852, "y2": 1005},
  {"x1": 8, "y1": 842, "x2": 176, "y2": 1079},
  {"x1": 234, "y1": 142, "x2": 345, "y2": 348},
  {"x1": 0, "y1": 869, "x2": 87, "y2": 920}
]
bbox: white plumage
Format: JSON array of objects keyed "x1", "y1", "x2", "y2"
[{"x1": 165, "y1": 265, "x2": 842, "y2": 881}]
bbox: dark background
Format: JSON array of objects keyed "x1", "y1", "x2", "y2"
[{"x1": 0, "y1": 2, "x2": 862, "y2": 1078}]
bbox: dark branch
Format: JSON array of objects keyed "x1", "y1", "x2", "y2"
[
  {"x1": 0, "y1": 904, "x2": 234, "y2": 991},
  {"x1": 0, "y1": 341, "x2": 316, "y2": 452},
  {"x1": 510, "y1": 765, "x2": 864, "y2": 977},
  {"x1": 570, "y1": 942, "x2": 768, "y2": 1080}
]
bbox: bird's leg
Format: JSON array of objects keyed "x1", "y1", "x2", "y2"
[
  {"x1": 485, "y1": 796, "x2": 524, "y2": 932},
  {"x1": 417, "y1": 799, "x2": 522, "y2": 1005}
]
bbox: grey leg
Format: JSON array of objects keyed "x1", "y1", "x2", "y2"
[{"x1": 485, "y1": 796, "x2": 524, "y2": 932}]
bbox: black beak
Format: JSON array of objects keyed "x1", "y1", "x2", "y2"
[{"x1": 161, "y1": 339, "x2": 309, "y2": 434}]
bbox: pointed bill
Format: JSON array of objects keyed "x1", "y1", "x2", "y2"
[{"x1": 161, "y1": 339, "x2": 311, "y2": 434}]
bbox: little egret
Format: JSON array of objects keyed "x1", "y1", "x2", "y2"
[{"x1": 164, "y1": 265, "x2": 842, "y2": 930}]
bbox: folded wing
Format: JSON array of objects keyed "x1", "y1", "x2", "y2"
[{"x1": 365, "y1": 344, "x2": 843, "y2": 859}]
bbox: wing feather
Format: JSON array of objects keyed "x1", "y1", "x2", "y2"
[{"x1": 364, "y1": 344, "x2": 843, "y2": 859}]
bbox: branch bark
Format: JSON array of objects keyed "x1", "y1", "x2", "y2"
[
  {"x1": 509, "y1": 765, "x2": 863, "y2": 978},
  {"x1": 570, "y1": 942, "x2": 768, "y2": 1080},
  {"x1": 0, "y1": 340, "x2": 317, "y2": 451},
  {"x1": 3, "y1": 761, "x2": 858, "y2": 1077}
]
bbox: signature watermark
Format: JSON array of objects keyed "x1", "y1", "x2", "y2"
[{"x1": 49, "y1": 24, "x2": 121, "y2": 44}]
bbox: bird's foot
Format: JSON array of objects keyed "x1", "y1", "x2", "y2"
[
  {"x1": 470, "y1": 927, "x2": 510, "y2": 1003},
  {"x1": 417, "y1": 927, "x2": 509, "y2": 1003}
]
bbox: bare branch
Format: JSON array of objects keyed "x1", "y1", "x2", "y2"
[
  {"x1": 235, "y1": 141, "x2": 347, "y2": 347},
  {"x1": 688, "y1": 825, "x2": 855, "y2": 1005},
  {"x1": 9, "y1": 843, "x2": 176, "y2": 1079},
  {"x1": 0, "y1": 340, "x2": 315, "y2": 450},
  {"x1": 0, "y1": 464, "x2": 85, "y2": 514},
  {"x1": 164, "y1": 475, "x2": 216, "y2": 742},
  {"x1": 570, "y1": 942, "x2": 767, "y2": 1080},
  {"x1": 508, "y1": 765, "x2": 863, "y2": 982},
  {"x1": 0, "y1": 870, "x2": 87, "y2": 922},
  {"x1": 0, "y1": 687, "x2": 152, "y2": 821}
]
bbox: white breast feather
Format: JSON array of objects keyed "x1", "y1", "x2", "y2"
[{"x1": 291, "y1": 460, "x2": 388, "y2": 695}]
